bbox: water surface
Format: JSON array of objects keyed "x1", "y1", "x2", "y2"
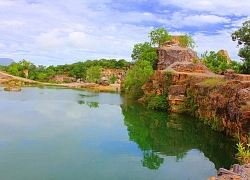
[{"x1": 0, "y1": 86, "x2": 237, "y2": 180}]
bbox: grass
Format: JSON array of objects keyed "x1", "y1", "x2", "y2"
[
  {"x1": 236, "y1": 141, "x2": 250, "y2": 164},
  {"x1": 198, "y1": 77, "x2": 228, "y2": 87}
]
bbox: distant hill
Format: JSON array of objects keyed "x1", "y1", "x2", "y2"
[{"x1": 0, "y1": 58, "x2": 15, "y2": 66}]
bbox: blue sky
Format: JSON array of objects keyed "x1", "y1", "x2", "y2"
[{"x1": 0, "y1": 0, "x2": 249, "y2": 66}]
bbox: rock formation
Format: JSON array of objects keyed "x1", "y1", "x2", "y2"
[
  {"x1": 142, "y1": 43, "x2": 250, "y2": 143},
  {"x1": 100, "y1": 68, "x2": 125, "y2": 83},
  {"x1": 157, "y1": 45, "x2": 199, "y2": 70},
  {"x1": 218, "y1": 49, "x2": 232, "y2": 64}
]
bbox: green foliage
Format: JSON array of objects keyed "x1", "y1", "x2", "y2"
[
  {"x1": 131, "y1": 42, "x2": 152, "y2": 61},
  {"x1": 87, "y1": 66, "x2": 101, "y2": 83},
  {"x1": 232, "y1": 20, "x2": 250, "y2": 74},
  {"x1": 131, "y1": 42, "x2": 158, "y2": 69},
  {"x1": 178, "y1": 88, "x2": 198, "y2": 117},
  {"x1": 85, "y1": 59, "x2": 129, "y2": 69},
  {"x1": 179, "y1": 34, "x2": 196, "y2": 49},
  {"x1": 19, "y1": 59, "x2": 30, "y2": 70},
  {"x1": 0, "y1": 65, "x2": 6, "y2": 71},
  {"x1": 69, "y1": 62, "x2": 87, "y2": 79},
  {"x1": 63, "y1": 79, "x2": 70, "y2": 83},
  {"x1": 146, "y1": 93, "x2": 169, "y2": 110},
  {"x1": 121, "y1": 101, "x2": 237, "y2": 170},
  {"x1": 5, "y1": 58, "x2": 130, "y2": 83},
  {"x1": 192, "y1": 58, "x2": 199, "y2": 63},
  {"x1": 125, "y1": 60, "x2": 153, "y2": 99},
  {"x1": 109, "y1": 75, "x2": 117, "y2": 84},
  {"x1": 201, "y1": 51, "x2": 240, "y2": 74},
  {"x1": 149, "y1": 27, "x2": 172, "y2": 47},
  {"x1": 236, "y1": 141, "x2": 250, "y2": 164},
  {"x1": 7, "y1": 65, "x2": 19, "y2": 76}
]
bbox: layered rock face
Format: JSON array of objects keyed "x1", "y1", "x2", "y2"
[
  {"x1": 142, "y1": 44, "x2": 250, "y2": 142},
  {"x1": 157, "y1": 45, "x2": 199, "y2": 70},
  {"x1": 143, "y1": 70, "x2": 250, "y2": 142},
  {"x1": 100, "y1": 68, "x2": 125, "y2": 83}
]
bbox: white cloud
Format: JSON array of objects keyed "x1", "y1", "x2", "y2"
[
  {"x1": 159, "y1": 0, "x2": 250, "y2": 16},
  {"x1": 36, "y1": 29, "x2": 65, "y2": 51},
  {"x1": 0, "y1": 0, "x2": 248, "y2": 65},
  {"x1": 68, "y1": 32, "x2": 88, "y2": 48},
  {"x1": 0, "y1": 0, "x2": 13, "y2": 6},
  {"x1": 182, "y1": 15, "x2": 231, "y2": 26}
]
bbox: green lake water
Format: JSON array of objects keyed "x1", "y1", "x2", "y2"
[{"x1": 0, "y1": 86, "x2": 237, "y2": 180}]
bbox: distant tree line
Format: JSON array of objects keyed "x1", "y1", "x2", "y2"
[{"x1": 2, "y1": 58, "x2": 130, "y2": 83}]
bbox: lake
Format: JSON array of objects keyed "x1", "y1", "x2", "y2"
[{"x1": 0, "y1": 86, "x2": 237, "y2": 180}]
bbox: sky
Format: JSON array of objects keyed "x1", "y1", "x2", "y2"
[{"x1": 0, "y1": 0, "x2": 250, "y2": 66}]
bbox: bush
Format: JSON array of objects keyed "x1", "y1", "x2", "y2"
[
  {"x1": 146, "y1": 93, "x2": 169, "y2": 110},
  {"x1": 109, "y1": 75, "x2": 117, "y2": 84}
]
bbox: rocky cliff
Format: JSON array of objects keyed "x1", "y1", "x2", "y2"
[
  {"x1": 143, "y1": 69, "x2": 250, "y2": 142},
  {"x1": 142, "y1": 44, "x2": 250, "y2": 143}
]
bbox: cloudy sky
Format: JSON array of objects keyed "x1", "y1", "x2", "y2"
[{"x1": 0, "y1": 0, "x2": 249, "y2": 66}]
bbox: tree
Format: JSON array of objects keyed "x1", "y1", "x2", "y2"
[
  {"x1": 124, "y1": 60, "x2": 153, "y2": 99},
  {"x1": 232, "y1": 20, "x2": 250, "y2": 74},
  {"x1": 86, "y1": 66, "x2": 101, "y2": 83},
  {"x1": 148, "y1": 27, "x2": 172, "y2": 47},
  {"x1": 179, "y1": 34, "x2": 196, "y2": 49},
  {"x1": 201, "y1": 51, "x2": 229, "y2": 74},
  {"x1": 131, "y1": 42, "x2": 152, "y2": 61},
  {"x1": 19, "y1": 59, "x2": 30, "y2": 70},
  {"x1": 69, "y1": 62, "x2": 87, "y2": 80}
]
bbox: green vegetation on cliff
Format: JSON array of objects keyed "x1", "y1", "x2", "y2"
[{"x1": 125, "y1": 27, "x2": 195, "y2": 105}]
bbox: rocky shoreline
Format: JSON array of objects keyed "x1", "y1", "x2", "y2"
[
  {"x1": 208, "y1": 164, "x2": 250, "y2": 180},
  {"x1": 0, "y1": 71, "x2": 120, "y2": 92}
]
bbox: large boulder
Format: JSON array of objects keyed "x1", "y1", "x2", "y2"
[{"x1": 157, "y1": 45, "x2": 199, "y2": 70}]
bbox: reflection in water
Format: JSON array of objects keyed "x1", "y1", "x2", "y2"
[
  {"x1": 0, "y1": 86, "x2": 238, "y2": 180},
  {"x1": 142, "y1": 150, "x2": 164, "y2": 170},
  {"x1": 77, "y1": 93, "x2": 100, "y2": 108},
  {"x1": 77, "y1": 100, "x2": 99, "y2": 108},
  {"x1": 121, "y1": 99, "x2": 237, "y2": 170}
]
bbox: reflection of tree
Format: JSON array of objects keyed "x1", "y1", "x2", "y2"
[
  {"x1": 142, "y1": 150, "x2": 164, "y2": 170},
  {"x1": 87, "y1": 102, "x2": 99, "y2": 108},
  {"x1": 121, "y1": 99, "x2": 237, "y2": 170},
  {"x1": 77, "y1": 100, "x2": 99, "y2": 108},
  {"x1": 77, "y1": 93, "x2": 99, "y2": 108}
]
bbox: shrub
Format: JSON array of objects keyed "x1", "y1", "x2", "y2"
[{"x1": 145, "y1": 93, "x2": 169, "y2": 110}]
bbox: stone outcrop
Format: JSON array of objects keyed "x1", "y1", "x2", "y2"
[
  {"x1": 143, "y1": 69, "x2": 250, "y2": 143},
  {"x1": 166, "y1": 62, "x2": 212, "y2": 73},
  {"x1": 100, "y1": 68, "x2": 125, "y2": 83},
  {"x1": 218, "y1": 49, "x2": 232, "y2": 64},
  {"x1": 141, "y1": 43, "x2": 250, "y2": 143},
  {"x1": 157, "y1": 45, "x2": 199, "y2": 70}
]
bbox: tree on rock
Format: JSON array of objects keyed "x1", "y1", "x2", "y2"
[
  {"x1": 179, "y1": 34, "x2": 196, "y2": 49},
  {"x1": 232, "y1": 20, "x2": 250, "y2": 74},
  {"x1": 149, "y1": 28, "x2": 172, "y2": 47}
]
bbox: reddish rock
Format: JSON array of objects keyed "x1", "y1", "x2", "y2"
[
  {"x1": 157, "y1": 45, "x2": 199, "y2": 70},
  {"x1": 142, "y1": 69, "x2": 250, "y2": 142}
]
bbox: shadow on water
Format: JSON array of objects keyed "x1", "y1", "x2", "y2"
[{"x1": 121, "y1": 98, "x2": 237, "y2": 170}]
